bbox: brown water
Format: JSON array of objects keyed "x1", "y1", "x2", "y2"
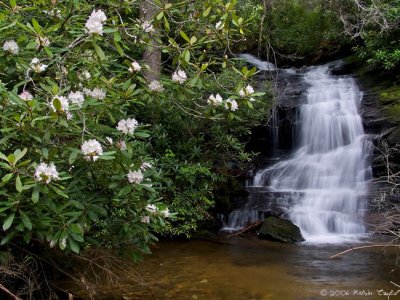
[{"x1": 94, "y1": 237, "x2": 400, "y2": 300}]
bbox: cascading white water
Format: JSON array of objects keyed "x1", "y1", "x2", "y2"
[{"x1": 254, "y1": 65, "x2": 372, "y2": 243}]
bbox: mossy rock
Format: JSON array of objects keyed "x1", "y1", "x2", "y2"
[{"x1": 259, "y1": 216, "x2": 305, "y2": 243}]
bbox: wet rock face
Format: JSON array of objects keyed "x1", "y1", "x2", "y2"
[{"x1": 259, "y1": 216, "x2": 305, "y2": 243}]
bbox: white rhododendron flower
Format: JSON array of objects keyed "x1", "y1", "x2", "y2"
[
  {"x1": 30, "y1": 58, "x2": 48, "y2": 73},
  {"x1": 68, "y1": 91, "x2": 85, "y2": 107},
  {"x1": 146, "y1": 204, "x2": 157, "y2": 213},
  {"x1": 117, "y1": 140, "x2": 127, "y2": 151},
  {"x1": 89, "y1": 87, "x2": 106, "y2": 100},
  {"x1": 148, "y1": 80, "x2": 164, "y2": 92},
  {"x1": 141, "y1": 21, "x2": 154, "y2": 33},
  {"x1": 225, "y1": 99, "x2": 239, "y2": 111},
  {"x1": 141, "y1": 216, "x2": 150, "y2": 224},
  {"x1": 81, "y1": 139, "x2": 103, "y2": 161},
  {"x1": 85, "y1": 9, "x2": 107, "y2": 35},
  {"x1": 172, "y1": 69, "x2": 187, "y2": 84},
  {"x1": 128, "y1": 61, "x2": 141, "y2": 72},
  {"x1": 140, "y1": 162, "x2": 152, "y2": 170},
  {"x1": 35, "y1": 36, "x2": 50, "y2": 48},
  {"x1": 3, "y1": 40, "x2": 19, "y2": 54},
  {"x1": 160, "y1": 208, "x2": 170, "y2": 218},
  {"x1": 239, "y1": 85, "x2": 255, "y2": 97},
  {"x1": 82, "y1": 70, "x2": 91, "y2": 80},
  {"x1": 127, "y1": 170, "x2": 144, "y2": 184},
  {"x1": 207, "y1": 93, "x2": 223, "y2": 106},
  {"x1": 117, "y1": 118, "x2": 139, "y2": 134},
  {"x1": 106, "y1": 136, "x2": 113, "y2": 145},
  {"x1": 34, "y1": 162, "x2": 59, "y2": 184},
  {"x1": 19, "y1": 90, "x2": 33, "y2": 101}
]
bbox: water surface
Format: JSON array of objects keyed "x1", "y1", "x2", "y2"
[{"x1": 98, "y1": 237, "x2": 399, "y2": 300}]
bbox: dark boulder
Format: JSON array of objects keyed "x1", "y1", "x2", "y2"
[{"x1": 259, "y1": 216, "x2": 304, "y2": 243}]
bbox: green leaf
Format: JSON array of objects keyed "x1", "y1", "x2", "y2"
[
  {"x1": 113, "y1": 31, "x2": 121, "y2": 42},
  {"x1": 52, "y1": 97, "x2": 62, "y2": 111},
  {"x1": 179, "y1": 30, "x2": 190, "y2": 43},
  {"x1": 2, "y1": 173, "x2": 13, "y2": 183},
  {"x1": 68, "y1": 238, "x2": 80, "y2": 254},
  {"x1": 3, "y1": 212, "x2": 15, "y2": 231},
  {"x1": 163, "y1": 16, "x2": 170, "y2": 32},
  {"x1": 15, "y1": 175, "x2": 22, "y2": 192},
  {"x1": 51, "y1": 186, "x2": 69, "y2": 198},
  {"x1": 190, "y1": 36, "x2": 197, "y2": 45},
  {"x1": 0, "y1": 151, "x2": 8, "y2": 162},
  {"x1": 156, "y1": 11, "x2": 164, "y2": 20},
  {"x1": 203, "y1": 6, "x2": 212, "y2": 17},
  {"x1": 32, "y1": 18, "x2": 42, "y2": 33},
  {"x1": 182, "y1": 49, "x2": 190, "y2": 63},
  {"x1": 135, "y1": 131, "x2": 150, "y2": 138},
  {"x1": 68, "y1": 151, "x2": 78, "y2": 164},
  {"x1": 10, "y1": 0, "x2": 16, "y2": 9},
  {"x1": 19, "y1": 210, "x2": 32, "y2": 230},
  {"x1": 93, "y1": 43, "x2": 106, "y2": 61},
  {"x1": 1, "y1": 230, "x2": 16, "y2": 245},
  {"x1": 32, "y1": 187, "x2": 39, "y2": 203}
]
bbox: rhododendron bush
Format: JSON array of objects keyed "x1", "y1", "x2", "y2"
[{"x1": 0, "y1": 0, "x2": 268, "y2": 255}]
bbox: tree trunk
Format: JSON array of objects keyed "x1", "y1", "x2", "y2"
[{"x1": 141, "y1": 1, "x2": 162, "y2": 82}]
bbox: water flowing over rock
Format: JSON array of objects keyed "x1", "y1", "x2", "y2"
[
  {"x1": 239, "y1": 53, "x2": 276, "y2": 71},
  {"x1": 254, "y1": 65, "x2": 373, "y2": 243},
  {"x1": 222, "y1": 62, "x2": 373, "y2": 244}
]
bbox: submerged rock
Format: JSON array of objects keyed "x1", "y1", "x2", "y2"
[{"x1": 258, "y1": 216, "x2": 304, "y2": 243}]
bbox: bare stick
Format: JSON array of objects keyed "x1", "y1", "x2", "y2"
[
  {"x1": 226, "y1": 221, "x2": 263, "y2": 238},
  {"x1": 0, "y1": 283, "x2": 22, "y2": 300},
  {"x1": 330, "y1": 244, "x2": 400, "y2": 259}
]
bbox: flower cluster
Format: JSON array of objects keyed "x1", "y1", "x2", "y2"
[
  {"x1": 127, "y1": 170, "x2": 144, "y2": 184},
  {"x1": 207, "y1": 93, "x2": 223, "y2": 106},
  {"x1": 68, "y1": 91, "x2": 85, "y2": 107},
  {"x1": 19, "y1": 90, "x2": 33, "y2": 101},
  {"x1": 141, "y1": 21, "x2": 154, "y2": 33},
  {"x1": 117, "y1": 118, "x2": 139, "y2": 134},
  {"x1": 30, "y1": 58, "x2": 48, "y2": 73},
  {"x1": 239, "y1": 85, "x2": 255, "y2": 98},
  {"x1": 84, "y1": 87, "x2": 106, "y2": 100},
  {"x1": 81, "y1": 139, "x2": 103, "y2": 161},
  {"x1": 35, "y1": 36, "x2": 50, "y2": 49},
  {"x1": 225, "y1": 99, "x2": 239, "y2": 111},
  {"x1": 3, "y1": 40, "x2": 19, "y2": 54},
  {"x1": 128, "y1": 61, "x2": 141, "y2": 72},
  {"x1": 146, "y1": 204, "x2": 170, "y2": 218},
  {"x1": 140, "y1": 162, "x2": 152, "y2": 170},
  {"x1": 148, "y1": 80, "x2": 164, "y2": 92},
  {"x1": 34, "y1": 162, "x2": 59, "y2": 184},
  {"x1": 172, "y1": 69, "x2": 187, "y2": 84},
  {"x1": 85, "y1": 9, "x2": 107, "y2": 35}
]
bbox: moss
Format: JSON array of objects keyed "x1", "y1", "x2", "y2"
[{"x1": 380, "y1": 86, "x2": 400, "y2": 104}]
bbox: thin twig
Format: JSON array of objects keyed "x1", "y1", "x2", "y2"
[
  {"x1": 0, "y1": 283, "x2": 23, "y2": 300},
  {"x1": 330, "y1": 244, "x2": 400, "y2": 259},
  {"x1": 226, "y1": 220, "x2": 263, "y2": 238}
]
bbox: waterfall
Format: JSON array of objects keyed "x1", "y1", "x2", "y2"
[
  {"x1": 239, "y1": 53, "x2": 276, "y2": 71},
  {"x1": 254, "y1": 65, "x2": 372, "y2": 243}
]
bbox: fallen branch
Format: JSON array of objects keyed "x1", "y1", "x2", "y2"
[
  {"x1": 227, "y1": 221, "x2": 263, "y2": 238},
  {"x1": 330, "y1": 244, "x2": 400, "y2": 259},
  {"x1": 0, "y1": 283, "x2": 22, "y2": 300}
]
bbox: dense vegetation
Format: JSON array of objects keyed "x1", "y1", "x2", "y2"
[{"x1": 0, "y1": 0, "x2": 399, "y2": 298}]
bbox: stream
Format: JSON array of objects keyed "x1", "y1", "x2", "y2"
[{"x1": 93, "y1": 237, "x2": 399, "y2": 300}]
